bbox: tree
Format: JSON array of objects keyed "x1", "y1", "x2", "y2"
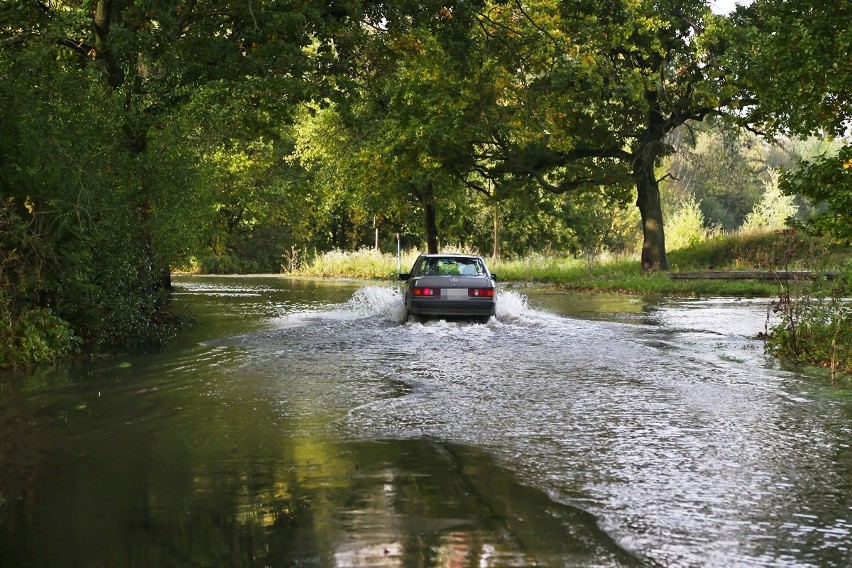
[
  {"x1": 729, "y1": 0, "x2": 851, "y2": 138},
  {"x1": 741, "y1": 169, "x2": 798, "y2": 233},
  {"x1": 0, "y1": 0, "x2": 369, "y2": 351},
  {"x1": 662, "y1": 123, "x2": 769, "y2": 230},
  {"x1": 463, "y1": 0, "x2": 757, "y2": 269},
  {"x1": 780, "y1": 147, "x2": 852, "y2": 244},
  {"x1": 729, "y1": 0, "x2": 852, "y2": 244},
  {"x1": 296, "y1": 5, "x2": 491, "y2": 254}
]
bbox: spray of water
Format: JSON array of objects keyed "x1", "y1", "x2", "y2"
[
  {"x1": 340, "y1": 286, "x2": 551, "y2": 326},
  {"x1": 344, "y1": 286, "x2": 544, "y2": 325},
  {"x1": 342, "y1": 286, "x2": 407, "y2": 323},
  {"x1": 495, "y1": 290, "x2": 532, "y2": 321}
]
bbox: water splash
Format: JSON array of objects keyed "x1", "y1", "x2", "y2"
[
  {"x1": 495, "y1": 289, "x2": 533, "y2": 321},
  {"x1": 341, "y1": 285, "x2": 407, "y2": 323},
  {"x1": 336, "y1": 286, "x2": 541, "y2": 326}
]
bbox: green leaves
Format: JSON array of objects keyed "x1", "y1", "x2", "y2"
[
  {"x1": 730, "y1": 0, "x2": 852, "y2": 136},
  {"x1": 0, "y1": 308, "x2": 81, "y2": 369},
  {"x1": 782, "y1": 144, "x2": 852, "y2": 244}
]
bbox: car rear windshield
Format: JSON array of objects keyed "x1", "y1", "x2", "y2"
[{"x1": 418, "y1": 257, "x2": 485, "y2": 276}]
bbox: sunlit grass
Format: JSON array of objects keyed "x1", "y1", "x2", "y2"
[
  {"x1": 293, "y1": 248, "x2": 420, "y2": 279},
  {"x1": 292, "y1": 248, "x2": 775, "y2": 295},
  {"x1": 290, "y1": 232, "x2": 849, "y2": 297},
  {"x1": 667, "y1": 230, "x2": 848, "y2": 272},
  {"x1": 488, "y1": 254, "x2": 587, "y2": 283}
]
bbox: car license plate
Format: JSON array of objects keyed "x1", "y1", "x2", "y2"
[{"x1": 446, "y1": 288, "x2": 467, "y2": 299}]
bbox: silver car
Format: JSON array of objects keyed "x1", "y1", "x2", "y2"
[{"x1": 399, "y1": 254, "x2": 497, "y2": 323}]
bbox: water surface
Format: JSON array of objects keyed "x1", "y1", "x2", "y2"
[{"x1": 1, "y1": 276, "x2": 849, "y2": 567}]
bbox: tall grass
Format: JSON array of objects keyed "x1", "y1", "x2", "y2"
[
  {"x1": 488, "y1": 254, "x2": 587, "y2": 283},
  {"x1": 290, "y1": 230, "x2": 848, "y2": 291},
  {"x1": 667, "y1": 230, "x2": 844, "y2": 272},
  {"x1": 290, "y1": 233, "x2": 845, "y2": 295},
  {"x1": 294, "y1": 248, "x2": 421, "y2": 279},
  {"x1": 765, "y1": 266, "x2": 852, "y2": 382}
]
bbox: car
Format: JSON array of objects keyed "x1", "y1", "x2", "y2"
[{"x1": 399, "y1": 254, "x2": 497, "y2": 323}]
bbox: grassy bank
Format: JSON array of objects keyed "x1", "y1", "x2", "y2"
[
  {"x1": 489, "y1": 256, "x2": 780, "y2": 296},
  {"x1": 291, "y1": 232, "x2": 850, "y2": 297}
]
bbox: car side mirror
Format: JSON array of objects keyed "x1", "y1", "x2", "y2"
[
  {"x1": 490, "y1": 274, "x2": 497, "y2": 281},
  {"x1": 398, "y1": 273, "x2": 410, "y2": 280}
]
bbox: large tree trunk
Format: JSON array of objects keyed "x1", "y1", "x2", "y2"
[
  {"x1": 634, "y1": 165, "x2": 668, "y2": 270},
  {"x1": 96, "y1": 0, "x2": 171, "y2": 312},
  {"x1": 416, "y1": 181, "x2": 439, "y2": 253},
  {"x1": 492, "y1": 204, "x2": 501, "y2": 259},
  {"x1": 423, "y1": 201, "x2": 439, "y2": 254},
  {"x1": 633, "y1": 92, "x2": 669, "y2": 271}
]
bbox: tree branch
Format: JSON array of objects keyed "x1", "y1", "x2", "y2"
[
  {"x1": 1, "y1": 34, "x2": 33, "y2": 48},
  {"x1": 56, "y1": 37, "x2": 96, "y2": 58}
]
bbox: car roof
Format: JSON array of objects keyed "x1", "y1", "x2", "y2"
[{"x1": 419, "y1": 254, "x2": 483, "y2": 259}]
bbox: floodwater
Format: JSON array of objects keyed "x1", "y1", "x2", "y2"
[{"x1": 1, "y1": 276, "x2": 850, "y2": 567}]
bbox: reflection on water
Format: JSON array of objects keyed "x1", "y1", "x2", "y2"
[{"x1": 1, "y1": 276, "x2": 850, "y2": 567}]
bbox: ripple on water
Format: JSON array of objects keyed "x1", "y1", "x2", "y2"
[{"x1": 204, "y1": 284, "x2": 851, "y2": 568}]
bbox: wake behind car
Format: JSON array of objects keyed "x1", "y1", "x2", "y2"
[{"x1": 399, "y1": 254, "x2": 497, "y2": 323}]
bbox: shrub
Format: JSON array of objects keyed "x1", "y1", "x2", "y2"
[
  {"x1": 765, "y1": 264, "x2": 852, "y2": 382},
  {"x1": 0, "y1": 308, "x2": 81, "y2": 369},
  {"x1": 741, "y1": 170, "x2": 798, "y2": 234},
  {"x1": 780, "y1": 144, "x2": 852, "y2": 244},
  {"x1": 666, "y1": 195, "x2": 708, "y2": 251}
]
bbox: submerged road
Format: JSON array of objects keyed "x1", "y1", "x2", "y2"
[{"x1": 1, "y1": 276, "x2": 850, "y2": 566}]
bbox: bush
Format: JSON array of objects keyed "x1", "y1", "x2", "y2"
[
  {"x1": 667, "y1": 229, "x2": 842, "y2": 271},
  {"x1": 780, "y1": 144, "x2": 852, "y2": 244},
  {"x1": 666, "y1": 194, "x2": 708, "y2": 251},
  {"x1": 0, "y1": 308, "x2": 81, "y2": 369},
  {"x1": 765, "y1": 264, "x2": 852, "y2": 381},
  {"x1": 740, "y1": 170, "x2": 798, "y2": 234}
]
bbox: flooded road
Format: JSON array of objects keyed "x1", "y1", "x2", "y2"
[{"x1": 1, "y1": 276, "x2": 850, "y2": 567}]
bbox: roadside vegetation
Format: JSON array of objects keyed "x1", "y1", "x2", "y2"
[
  {"x1": 293, "y1": 230, "x2": 848, "y2": 295},
  {"x1": 764, "y1": 271, "x2": 852, "y2": 382}
]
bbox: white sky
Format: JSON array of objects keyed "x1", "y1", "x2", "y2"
[{"x1": 708, "y1": 0, "x2": 754, "y2": 15}]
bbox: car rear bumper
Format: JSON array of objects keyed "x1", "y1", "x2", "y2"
[{"x1": 408, "y1": 299, "x2": 496, "y2": 317}]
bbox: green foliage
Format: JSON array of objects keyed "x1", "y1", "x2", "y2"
[
  {"x1": 463, "y1": 0, "x2": 759, "y2": 269},
  {"x1": 0, "y1": 308, "x2": 81, "y2": 369},
  {"x1": 2, "y1": 0, "x2": 851, "y2": 369},
  {"x1": 667, "y1": 229, "x2": 844, "y2": 272},
  {"x1": 662, "y1": 124, "x2": 769, "y2": 230},
  {"x1": 296, "y1": 248, "x2": 422, "y2": 280},
  {"x1": 731, "y1": 0, "x2": 852, "y2": 137},
  {"x1": 559, "y1": 191, "x2": 641, "y2": 258},
  {"x1": 0, "y1": 197, "x2": 84, "y2": 367},
  {"x1": 294, "y1": 230, "x2": 849, "y2": 297},
  {"x1": 295, "y1": 15, "x2": 493, "y2": 252},
  {"x1": 492, "y1": 255, "x2": 778, "y2": 296},
  {"x1": 666, "y1": 195, "x2": 709, "y2": 252},
  {"x1": 781, "y1": 145, "x2": 852, "y2": 244},
  {"x1": 765, "y1": 266, "x2": 852, "y2": 379},
  {"x1": 741, "y1": 170, "x2": 798, "y2": 233},
  {"x1": 0, "y1": 41, "x2": 186, "y2": 354},
  {"x1": 0, "y1": 0, "x2": 358, "y2": 362}
]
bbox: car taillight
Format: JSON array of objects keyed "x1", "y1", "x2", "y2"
[
  {"x1": 468, "y1": 288, "x2": 494, "y2": 298},
  {"x1": 413, "y1": 287, "x2": 438, "y2": 297}
]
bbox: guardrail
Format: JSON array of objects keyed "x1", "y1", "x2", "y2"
[{"x1": 669, "y1": 270, "x2": 838, "y2": 281}]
